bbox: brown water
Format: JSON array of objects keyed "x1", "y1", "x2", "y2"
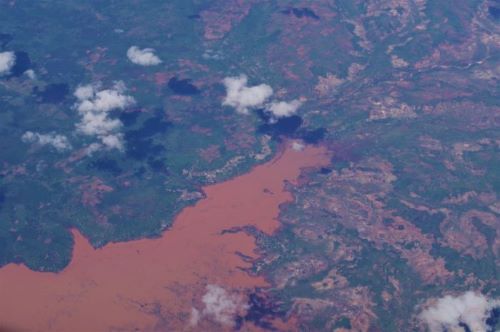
[{"x1": 0, "y1": 143, "x2": 329, "y2": 332}]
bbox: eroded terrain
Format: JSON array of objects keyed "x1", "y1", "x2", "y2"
[{"x1": 0, "y1": 0, "x2": 499, "y2": 331}]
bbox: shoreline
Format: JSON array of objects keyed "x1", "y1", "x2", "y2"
[{"x1": 0, "y1": 141, "x2": 330, "y2": 331}]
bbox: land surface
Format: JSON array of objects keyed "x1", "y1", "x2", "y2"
[
  {"x1": 0, "y1": 0, "x2": 499, "y2": 331},
  {"x1": 0, "y1": 143, "x2": 329, "y2": 331}
]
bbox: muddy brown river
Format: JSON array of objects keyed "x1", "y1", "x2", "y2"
[{"x1": 0, "y1": 143, "x2": 329, "y2": 331}]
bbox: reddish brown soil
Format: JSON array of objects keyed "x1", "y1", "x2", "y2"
[{"x1": 0, "y1": 143, "x2": 329, "y2": 332}]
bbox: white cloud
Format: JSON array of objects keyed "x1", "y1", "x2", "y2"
[
  {"x1": 73, "y1": 81, "x2": 135, "y2": 151},
  {"x1": 222, "y1": 74, "x2": 273, "y2": 114},
  {"x1": 22, "y1": 131, "x2": 72, "y2": 152},
  {"x1": 222, "y1": 75, "x2": 303, "y2": 120},
  {"x1": 0, "y1": 51, "x2": 15, "y2": 76},
  {"x1": 24, "y1": 69, "x2": 36, "y2": 80},
  {"x1": 84, "y1": 142, "x2": 102, "y2": 156},
  {"x1": 100, "y1": 134, "x2": 124, "y2": 151},
  {"x1": 200, "y1": 284, "x2": 248, "y2": 327},
  {"x1": 74, "y1": 84, "x2": 95, "y2": 100},
  {"x1": 75, "y1": 81, "x2": 135, "y2": 113},
  {"x1": 126, "y1": 46, "x2": 162, "y2": 66},
  {"x1": 420, "y1": 291, "x2": 500, "y2": 332},
  {"x1": 77, "y1": 111, "x2": 122, "y2": 137},
  {"x1": 291, "y1": 141, "x2": 305, "y2": 151},
  {"x1": 265, "y1": 99, "x2": 302, "y2": 119}
]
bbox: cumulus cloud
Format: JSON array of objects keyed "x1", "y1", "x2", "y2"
[
  {"x1": 420, "y1": 291, "x2": 500, "y2": 332},
  {"x1": 126, "y1": 46, "x2": 162, "y2": 66},
  {"x1": 192, "y1": 285, "x2": 248, "y2": 327},
  {"x1": 291, "y1": 141, "x2": 305, "y2": 151},
  {"x1": 24, "y1": 69, "x2": 36, "y2": 80},
  {"x1": 265, "y1": 99, "x2": 302, "y2": 119},
  {"x1": 22, "y1": 131, "x2": 72, "y2": 152},
  {"x1": 0, "y1": 51, "x2": 15, "y2": 76},
  {"x1": 83, "y1": 142, "x2": 102, "y2": 156},
  {"x1": 222, "y1": 74, "x2": 303, "y2": 121},
  {"x1": 73, "y1": 81, "x2": 135, "y2": 151},
  {"x1": 222, "y1": 74, "x2": 273, "y2": 114}
]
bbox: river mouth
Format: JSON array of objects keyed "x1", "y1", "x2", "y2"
[{"x1": 0, "y1": 141, "x2": 330, "y2": 331}]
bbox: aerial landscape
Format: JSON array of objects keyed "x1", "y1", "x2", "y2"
[{"x1": 0, "y1": 1, "x2": 498, "y2": 331}]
